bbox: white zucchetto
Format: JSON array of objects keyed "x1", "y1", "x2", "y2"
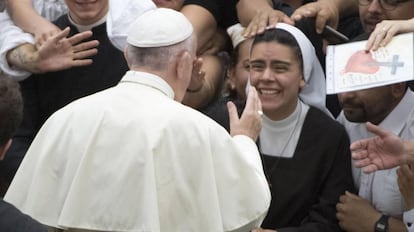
[{"x1": 127, "y1": 8, "x2": 193, "y2": 48}]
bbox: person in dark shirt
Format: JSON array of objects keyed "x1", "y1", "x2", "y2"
[{"x1": 0, "y1": 76, "x2": 47, "y2": 232}]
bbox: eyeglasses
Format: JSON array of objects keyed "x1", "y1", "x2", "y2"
[{"x1": 358, "y1": 0, "x2": 412, "y2": 10}]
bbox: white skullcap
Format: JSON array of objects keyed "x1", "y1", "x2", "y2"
[
  {"x1": 227, "y1": 23, "x2": 247, "y2": 48},
  {"x1": 127, "y1": 8, "x2": 193, "y2": 47}
]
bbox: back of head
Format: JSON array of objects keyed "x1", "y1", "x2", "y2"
[
  {"x1": 0, "y1": 77, "x2": 23, "y2": 146},
  {"x1": 125, "y1": 8, "x2": 194, "y2": 71}
]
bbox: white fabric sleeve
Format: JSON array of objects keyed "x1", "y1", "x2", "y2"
[
  {"x1": 107, "y1": 0, "x2": 156, "y2": 51},
  {"x1": 0, "y1": 1, "x2": 67, "y2": 81},
  {"x1": 231, "y1": 135, "x2": 264, "y2": 169},
  {"x1": 404, "y1": 209, "x2": 414, "y2": 232},
  {"x1": 225, "y1": 134, "x2": 270, "y2": 231},
  {"x1": 36, "y1": 0, "x2": 67, "y2": 21},
  {"x1": 0, "y1": 11, "x2": 34, "y2": 81}
]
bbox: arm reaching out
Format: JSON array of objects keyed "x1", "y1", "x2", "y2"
[
  {"x1": 6, "y1": 27, "x2": 99, "y2": 74},
  {"x1": 237, "y1": 0, "x2": 294, "y2": 37},
  {"x1": 291, "y1": 0, "x2": 358, "y2": 34},
  {"x1": 350, "y1": 122, "x2": 411, "y2": 173},
  {"x1": 7, "y1": 0, "x2": 62, "y2": 48}
]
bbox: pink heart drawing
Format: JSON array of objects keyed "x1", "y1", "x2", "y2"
[{"x1": 344, "y1": 50, "x2": 380, "y2": 74}]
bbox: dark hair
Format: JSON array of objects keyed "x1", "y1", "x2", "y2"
[
  {"x1": 252, "y1": 28, "x2": 303, "y2": 72},
  {"x1": 0, "y1": 0, "x2": 5, "y2": 12},
  {"x1": 227, "y1": 42, "x2": 246, "y2": 99},
  {"x1": 0, "y1": 76, "x2": 23, "y2": 146},
  {"x1": 126, "y1": 35, "x2": 195, "y2": 71},
  {"x1": 229, "y1": 43, "x2": 242, "y2": 69}
]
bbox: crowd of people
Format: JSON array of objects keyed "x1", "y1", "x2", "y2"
[{"x1": 0, "y1": 0, "x2": 414, "y2": 231}]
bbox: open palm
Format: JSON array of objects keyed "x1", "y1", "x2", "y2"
[{"x1": 351, "y1": 122, "x2": 405, "y2": 173}]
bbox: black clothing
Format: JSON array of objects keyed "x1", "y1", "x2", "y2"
[
  {"x1": 183, "y1": 0, "x2": 239, "y2": 29},
  {"x1": 0, "y1": 199, "x2": 47, "y2": 232},
  {"x1": 205, "y1": 105, "x2": 354, "y2": 231},
  {"x1": 202, "y1": 95, "x2": 244, "y2": 131},
  {"x1": 260, "y1": 107, "x2": 354, "y2": 231}
]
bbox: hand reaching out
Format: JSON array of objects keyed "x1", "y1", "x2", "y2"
[
  {"x1": 6, "y1": 27, "x2": 99, "y2": 74},
  {"x1": 35, "y1": 27, "x2": 99, "y2": 73},
  {"x1": 350, "y1": 122, "x2": 406, "y2": 173},
  {"x1": 291, "y1": 1, "x2": 339, "y2": 34},
  {"x1": 366, "y1": 18, "x2": 414, "y2": 51},
  {"x1": 243, "y1": 9, "x2": 294, "y2": 38}
]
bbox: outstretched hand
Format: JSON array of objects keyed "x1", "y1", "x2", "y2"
[
  {"x1": 228, "y1": 86, "x2": 262, "y2": 141},
  {"x1": 35, "y1": 27, "x2": 99, "y2": 73},
  {"x1": 243, "y1": 9, "x2": 294, "y2": 38},
  {"x1": 350, "y1": 122, "x2": 405, "y2": 173},
  {"x1": 291, "y1": 1, "x2": 339, "y2": 34}
]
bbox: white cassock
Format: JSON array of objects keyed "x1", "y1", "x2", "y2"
[{"x1": 5, "y1": 71, "x2": 270, "y2": 232}]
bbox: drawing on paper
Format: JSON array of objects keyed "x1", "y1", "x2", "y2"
[{"x1": 326, "y1": 33, "x2": 413, "y2": 94}]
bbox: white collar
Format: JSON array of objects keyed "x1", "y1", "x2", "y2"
[
  {"x1": 260, "y1": 101, "x2": 309, "y2": 158},
  {"x1": 68, "y1": 13, "x2": 107, "y2": 32},
  {"x1": 120, "y1": 71, "x2": 175, "y2": 99}
]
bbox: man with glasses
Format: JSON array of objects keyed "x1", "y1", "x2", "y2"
[
  {"x1": 358, "y1": 0, "x2": 414, "y2": 33},
  {"x1": 334, "y1": 1, "x2": 414, "y2": 232}
]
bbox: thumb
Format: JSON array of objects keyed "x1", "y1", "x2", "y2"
[
  {"x1": 345, "y1": 191, "x2": 358, "y2": 199},
  {"x1": 366, "y1": 122, "x2": 388, "y2": 138},
  {"x1": 227, "y1": 101, "x2": 239, "y2": 129}
]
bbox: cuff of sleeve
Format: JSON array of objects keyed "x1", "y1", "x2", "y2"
[
  {"x1": 404, "y1": 209, "x2": 414, "y2": 231},
  {"x1": 0, "y1": 34, "x2": 34, "y2": 81}
]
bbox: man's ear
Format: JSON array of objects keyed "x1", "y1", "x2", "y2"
[
  {"x1": 124, "y1": 47, "x2": 132, "y2": 68},
  {"x1": 176, "y1": 51, "x2": 192, "y2": 80},
  {"x1": 0, "y1": 139, "x2": 12, "y2": 161}
]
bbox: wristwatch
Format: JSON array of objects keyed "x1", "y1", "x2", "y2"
[{"x1": 374, "y1": 214, "x2": 389, "y2": 232}]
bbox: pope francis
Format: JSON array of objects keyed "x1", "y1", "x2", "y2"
[{"x1": 4, "y1": 8, "x2": 270, "y2": 232}]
